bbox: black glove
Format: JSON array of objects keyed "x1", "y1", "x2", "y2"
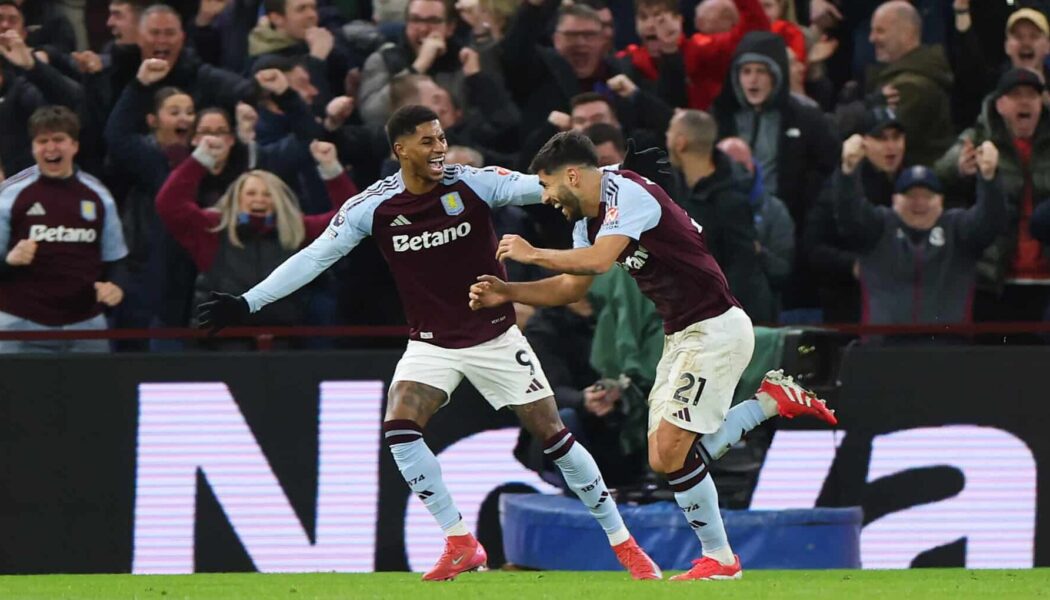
[
  {"x1": 621, "y1": 138, "x2": 674, "y2": 195},
  {"x1": 197, "y1": 291, "x2": 249, "y2": 334}
]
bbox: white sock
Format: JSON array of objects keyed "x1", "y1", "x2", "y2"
[
  {"x1": 698, "y1": 399, "x2": 771, "y2": 462},
  {"x1": 545, "y1": 428, "x2": 629, "y2": 546},
  {"x1": 667, "y1": 450, "x2": 734, "y2": 565},
  {"x1": 384, "y1": 420, "x2": 465, "y2": 536}
]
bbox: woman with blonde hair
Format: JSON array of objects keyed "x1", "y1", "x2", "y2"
[{"x1": 156, "y1": 138, "x2": 356, "y2": 329}]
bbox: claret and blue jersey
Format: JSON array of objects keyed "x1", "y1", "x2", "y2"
[
  {"x1": 574, "y1": 169, "x2": 739, "y2": 334},
  {"x1": 0, "y1": 166, "x2": 128, "y2": 326},
  {"x1": 243, "y1": 164, "x2": 544, "y2": 349}
]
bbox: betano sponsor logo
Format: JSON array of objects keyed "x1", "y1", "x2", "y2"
[
  {"x1": 392, "y1": 222, "x2": 471, "y2": 252},
  {"x1": 29, "y1": 224, "x2": 97, "y2": 243}
]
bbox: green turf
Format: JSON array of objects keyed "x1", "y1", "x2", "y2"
[{"x1": 0, "y1": 569, "x2": 1047, "y2": 600}]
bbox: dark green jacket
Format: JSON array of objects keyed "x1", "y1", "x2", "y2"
[
  {"x1": 866, "y1": 45, "x2": 954, "y2": 167},
  {"x1": 934, "y1": 97, "x2": 1050, "y2": 291},
  {"x1": 588, "y1": 268, "x2": 663, "y2": 456}
]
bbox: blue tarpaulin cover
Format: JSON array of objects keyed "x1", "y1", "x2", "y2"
[{"x1": 500, "y1": 494, "x2": 862, "y2": 570}]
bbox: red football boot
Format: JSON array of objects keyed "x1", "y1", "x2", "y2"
[
  {"x1": 758, "y1": 369, "x2": 838, "y2": 425},
  {"x1": 669, "y1": 555, "x2": 742, "y2": 581},
  {"x1": 612, "y1": 536, "x2": 662, "y2": 580},
  {"x1": 421, "y1": 533, "x2": 488, "y2": 581}
]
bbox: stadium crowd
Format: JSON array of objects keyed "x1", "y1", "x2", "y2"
[{"x1": 1, "y1": 0, "x2": 1049, "y2": 354}]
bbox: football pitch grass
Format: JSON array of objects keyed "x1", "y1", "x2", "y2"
[{"x1": 1, "y1": 569, "x2": 1048, "y2": 600}]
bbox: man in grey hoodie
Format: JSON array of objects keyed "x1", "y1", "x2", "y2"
[{"x1": 711, "y1": 30, "x2": 838, "y2": 316}]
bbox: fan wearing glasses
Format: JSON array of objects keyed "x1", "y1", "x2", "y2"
[{"x1": 359, "y1": 0, "x2": 467, "y2": 126}]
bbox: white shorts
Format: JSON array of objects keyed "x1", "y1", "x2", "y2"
[
  {"x1": 648, "y1": 306, "x2": 755, "y2": 435},
  {"x1": 391, "y1": 325, "x2": 553, "y2": 410}
]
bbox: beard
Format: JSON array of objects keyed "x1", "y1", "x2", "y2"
[{"x1": 553, "y1": 187, "x2": 585, "y2": 222}]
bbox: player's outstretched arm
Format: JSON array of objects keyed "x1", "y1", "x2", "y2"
[
  {"x1": 496, "y1": 234, "x2": 629, "y2": 275},
  {"x1": 469, "y1": 273, "x2": 594, "y2": 310}
]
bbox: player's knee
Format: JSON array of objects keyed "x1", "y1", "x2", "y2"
[
  {"x1": 650, "y1": 433, "x2": 694, "y2": 475},
  {"x1": 385, "y1": 381, "x2": 445, "y2": 425}
]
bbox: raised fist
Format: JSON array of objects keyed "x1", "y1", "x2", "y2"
[
  {"x1": 459, "y1": 47, "x2": 481, "y2": 76},
  {"x1": 324, "y1": 95, "x2": 355, "y2": 131},
  {"x1": 309, "y1": 140, "x2": 339, "y2": 169},
  {"x1": 137, "y1": 58, "x2": 171, "y2": 85},
  {"x1": 254, "y1": 68, "x2": 289, "y2": 95},
  {"x1": 548, "y1": 110, "x2": 571, "y2": 131},
  {"x1": 841, "y1": 134, "x2": 866, "y2": 174},
  {"x1": 305, "y1": 27, "x2": 334, "y2": 60},
  {"x1": 975, "y1": 141, "x2": 999, "y2": 181},
  {"x1": 606, "y1": 74, "x2": 638, "y2": 98}
]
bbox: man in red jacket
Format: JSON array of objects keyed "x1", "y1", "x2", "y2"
[{"x1": 617, "y1": 0, "x2": 769, "y2": 109}]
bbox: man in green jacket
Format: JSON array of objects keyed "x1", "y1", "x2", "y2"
[
  {"x1": 867, "y1": 1, "x2": 954, "y2": 167},
  {"x1": 935, "y1": 68, "x2": 1050, "y2": 323}
]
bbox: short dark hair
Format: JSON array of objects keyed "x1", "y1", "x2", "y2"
[
  {"x1": 140, "y1": 3, "x2": 181, "y2": 24},
  {"x1": 193, "y1": 107, "x2": 232, "y2": 134},
  {"x1": 634, "y1": 0, "x2": 678, "y2": 15},
  {"x1": 529, "y1": 130, "x2": 599, "y2": 174},
  {"x1": 251, "y1": 54, "x2": 296, "y2": 75},
  {"x1": 28, "y1": 106, "x2": 81, "y2": 140},
  {"x1": 404, "y1": 0, "x2": 450, "y2": 22},
  {"x1": 582, "y1": 122, "x2": 625, "y2": 154},
  {"x1": 576, "y1": 0, "x2": 609, "y2": 11},
  {"x1": 0, "y1": 0, "x2": 22, "y2": 17},
  {"x1": 110, "y1": 0, "x2": 148, "y2": 9},
  {"x1": 556, "y1": 3, "x2": 602, "y2": 29},
  {"x1": 386, "y1": 104, "x2": 440, "y2": 150},
  {"x1": 263, "y1": 0, "x2": 288, "y2": 16},
  {"x1": 571, "y1": 91, "x2": 613, "y2": 111},
  {"x1": 152, "y1": 86, "x2": 191, "y2": 114}
]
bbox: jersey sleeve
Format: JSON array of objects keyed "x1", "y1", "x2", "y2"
[
  {"x1": 572, "y1": 219, "x2": 592, "y2": 249},
  {"x1": 241, "y1": 192, "x2": 377, "y2": 313},
  {"x1": 449, "y1": 164, "x2": 543, "y2": 208},
  {"x1": 98, "y1": 186, "x2": 128, "y2": 261},
  {"x1": 0, "y1": 183, "x2": 16, "y2": 253},
  {"x1": 596, "y1": 177, "x2": 661, "y2": 241}
]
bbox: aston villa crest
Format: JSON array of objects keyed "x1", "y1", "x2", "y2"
[
  {"x1": 80, "y1": 200, "x2": 97, "y2": 221},
  {"x1": 440, "y1": 192, "x2": 464, "y2": 216}
]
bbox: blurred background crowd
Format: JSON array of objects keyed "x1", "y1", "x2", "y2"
[{"x1": 1, "y1": 0, "x2": 1049, "y2": 351}]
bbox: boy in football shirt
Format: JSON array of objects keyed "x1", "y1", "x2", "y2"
[
  {"x1": 0, "y1": 106, "x2": 128, "y2": 352},
  {"x1": 197, "y1": 106, "x2": 661, "y2": 581},
  {"x1": 469, "y1": 131, "x2": 837, "y2": 581}
]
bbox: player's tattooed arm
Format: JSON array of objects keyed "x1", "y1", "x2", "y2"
[{"x1": 495, "y1": 234, "x2": 629, "y2": 275}]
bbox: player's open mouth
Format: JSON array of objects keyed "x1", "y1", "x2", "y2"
[
  {"x1": 43, "y1": 156, "x2": 63, "y2": 165},
  {"x1": 427, "y1": 157, "x2": 444, "y2": 173}
]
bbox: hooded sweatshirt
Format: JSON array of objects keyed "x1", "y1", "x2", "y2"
[
  {"x1": 712, "y1": 31, "x2": 840, "y2": 310},
  {"x1": 724, "y1": 33, "x2": 789, "y2": 197}
]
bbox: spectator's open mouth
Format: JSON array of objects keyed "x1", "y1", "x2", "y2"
[
  {"x1": 43, "y1": 156, "x2": 63, "y2": 165},
  {"x1": 567, "y1": 51, "x2": 592, "y2": 69},
  {"x1": 151, "y1": 49, "x2": 172, "y2": 60},
  {"x1": 1019, "y1": 49, "x2": 1036, "y2": 62}
]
